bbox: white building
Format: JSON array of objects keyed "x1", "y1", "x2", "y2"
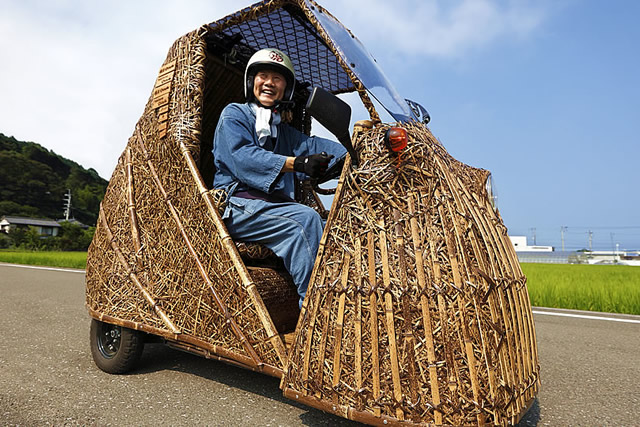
[
  {"x1": 0, "y1": 216, "x2": 61, "y2": 237},
  {"x1": 509, "y1": 236, "x2": 553, "y2": 252}
]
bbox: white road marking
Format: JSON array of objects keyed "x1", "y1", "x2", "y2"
[
  {"x1": 2, "y1": 263, "x2": 639, "y2": 323},
  {"x1": 532, "y1": 309, "x2": 640, "y2": 324},
  {"x1": 0, "y1": 263, "x2": 85, "y2": 274}
]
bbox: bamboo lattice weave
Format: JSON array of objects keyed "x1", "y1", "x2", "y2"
[
  {"x1": 86, "y1": 30, "x2": 288, "y2": 373},
  {"x1": 85, "y1": 1, "x2": 539, "y2": 424},
  {"x1": 282, "y1": 122, "x2": 540, "y2": 425}
]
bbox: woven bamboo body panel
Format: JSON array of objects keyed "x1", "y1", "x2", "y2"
[
  {"x1": 85, "y1": 0, "x2": 539, "y2": 424},
  {"x1": 86, "y1": 29, "x2": 288, "y2": 375},
  {"x1": 282, "y1": 122, "x2": 540, "y2": 425}
]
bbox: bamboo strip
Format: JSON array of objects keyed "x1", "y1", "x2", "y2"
[
  {"x1": 314, "y1": 291, "x2": 333, "y2": 399},
  {"x1": 125, "y1": 147, "x2": 143, "y2": 266},
  {"x1": 504, "y1": 284, "x2": 526, "y2": 412},
  {"x1": 367, "y1": 230, "x2": 381, "y2": 417},
  {"x1": 469, "y1": 231, "x2": 500, "y2": 412},
  {"x1": 378, "y1": 217, "x2": 404, "y2": 420},
  {"x1": 305, "y1": 158, "x2": 353, "y2": 401},
  {"x1": 426, "y1": 193, "x2": 459, "y2": 405},
  {"x1": 393, "y1": 209, "x2": 419, "y2": 407},
  {"x1": 332, "y1": 253, "x2": 350, "y2": 400},
  {"x1": 301, "y1": 268, "x2": 326, "y2": 395},
  {"x1": 408, "y1": 192, "x2": 442, "y2": 424},
  {"x1": 433, "y1": 165, "x2": 486, "y2": 421},
  {"x1": 519, "y1": 282, "x2": 540, "y2": 398},
  {"x1": 508, "y1": 303, "x2": 526, "y2": 417},
  {"x1": 437, "y1": 197, "x2": 483, "y2": 424},
  {"x1": 283, "y1": 387, "x2": 409, "y2": 427},
  {"x1": 354, "y1": 238, "x2": 364, "y2": 410}
]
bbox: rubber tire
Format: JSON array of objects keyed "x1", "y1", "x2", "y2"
[{"x1": 90, "y1": 319, "x2": 144, "y2": 374}]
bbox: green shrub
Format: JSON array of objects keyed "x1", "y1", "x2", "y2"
[{"x1": 0, "y1": 233, "x2": 11, "y2": 249}]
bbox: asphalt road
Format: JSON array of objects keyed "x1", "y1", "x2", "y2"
[{"x1": 1, "y1": 263, "x2": 638, "y2": 426}]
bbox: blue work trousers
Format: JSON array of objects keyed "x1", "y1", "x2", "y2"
[{"x1": 225, "y1": 196, "x2": 323, "y2": 308}]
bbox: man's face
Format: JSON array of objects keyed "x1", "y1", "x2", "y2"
[{"x1": 253, "y1": 69, "x2": 286, "y2": 107}]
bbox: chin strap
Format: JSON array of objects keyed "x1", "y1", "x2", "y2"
[
  {"x1": 273, "y1": 99, "x2": 295, "y2": 111},
  {"x1": 250, "y1": 97, "x2": 295, "y2": 112}
]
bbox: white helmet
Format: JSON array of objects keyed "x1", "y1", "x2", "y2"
[{"x1": 244, "y1": 48, "x2": 296, "y2": 108}]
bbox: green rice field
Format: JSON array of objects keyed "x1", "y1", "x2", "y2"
[
  {"x1": 0, "y1": 250, "x2": 87, "y2": 269},
  {"x1": 1, "y1": 250, "x2": 638, "y2": 315},
  {"x1": 522, "y1": 263, "x2": 640, "y2": 315}
]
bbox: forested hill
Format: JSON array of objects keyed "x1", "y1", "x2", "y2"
[{"x1": 0, "y1": 132, "x2": 108, "y2": 226}]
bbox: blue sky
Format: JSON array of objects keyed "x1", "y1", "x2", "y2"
[{"x1": 1, "y1": 0, "x2": 638, "y2": 250}]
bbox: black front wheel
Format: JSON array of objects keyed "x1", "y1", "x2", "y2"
[{"x1": 90, "y1": 319, "x2": 144, "y2": 374}]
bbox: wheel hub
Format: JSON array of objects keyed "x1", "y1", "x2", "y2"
[{"x1": 97, "y1": 323, "x2": 121, "y2": 358}]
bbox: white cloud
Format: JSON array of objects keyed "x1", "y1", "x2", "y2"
[
  {"x1": 0, "y1": 0, "x2": 248, "y2": 178},
  {"x1": 329, "y1": 0, "x2": 549, "y2": 58},
  {"x1": 0, "y1": 0, "x2": 550, "y2": 179}
]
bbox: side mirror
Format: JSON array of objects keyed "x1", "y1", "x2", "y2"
[
  {"x1": 305, "y1": 87, "x2": 359, "y2": 166},
  {"x1": 405, "y1": 98, "x2": 431, "y2": 125}
]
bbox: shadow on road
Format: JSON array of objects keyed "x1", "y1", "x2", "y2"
[
  {"x1": 516, "y1": 398, "x2": 540, "y2": 426},
  {"x1": 131, "y1": 343, "x2": 360, "y2": 426},
  {"x1": 131, "y1": 342, "x2": 541, "y2": 426}
]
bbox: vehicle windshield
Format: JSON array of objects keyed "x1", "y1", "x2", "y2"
[{"x1": 306, "y1": 1, "x2": 414, "y2": 122}]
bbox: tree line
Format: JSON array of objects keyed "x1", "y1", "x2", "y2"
[{"x1": 0, "y1": 132, "x2": 108, "y2": 250}]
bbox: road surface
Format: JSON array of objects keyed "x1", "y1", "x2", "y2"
[{"x1": 1, "y1": 263, "x2": 638, "y2": 425}]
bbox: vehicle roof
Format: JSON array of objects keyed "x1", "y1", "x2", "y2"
[{"x1": 207, "y1": 0, "x2": 355, "y2": 94}]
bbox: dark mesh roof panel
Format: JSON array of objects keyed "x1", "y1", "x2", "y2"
[{"x1": 209, "y1": 2, "x2": 354, "y2": 93}]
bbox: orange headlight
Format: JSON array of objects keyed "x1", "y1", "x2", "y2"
[{"x1": 384, "y1": 127, "x2": 408, "y2": 152}]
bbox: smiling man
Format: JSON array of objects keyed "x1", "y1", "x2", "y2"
[{"x1": 212, "y1": 48, "x2": 347, "y2": 308}]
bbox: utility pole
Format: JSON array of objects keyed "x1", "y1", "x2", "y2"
[
  {"x1": 610, "y1": 233, "x2": 615, "y2": 252},
  {"x1": 561, "y1": 226, "x2": 567, "y2": 252},
  {"x1": 63, "y1": 189, "x2": 72, "y2": 220},
  {"x1": 588, "y1": 230, "x2": 593, "y2": 251},
  {"x1": 531, "y1": 227, "x2": 537, "y2": 246}
]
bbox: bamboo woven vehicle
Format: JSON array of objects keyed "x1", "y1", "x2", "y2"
[{"x1": 86, "y1": 0, "x2": 540, "y2": 425}]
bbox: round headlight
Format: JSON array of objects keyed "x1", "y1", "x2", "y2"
[{"x1": 485, "y1": 173, "x2": 498, "y2": 210}]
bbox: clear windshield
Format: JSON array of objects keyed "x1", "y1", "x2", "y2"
[{"x1": 306, "y1": 1, "x2": 414, "y2": 122}]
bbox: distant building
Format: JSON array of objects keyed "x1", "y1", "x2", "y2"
[
  {"x1": 583, "y1": 250, "x2": 640, "y2": 266},
  {"x1": 509, "y1": 236, "x2": 553, "y2": 252},
  {"x1": 0, "y1": 216, "x2": 61, "y2": 237}
]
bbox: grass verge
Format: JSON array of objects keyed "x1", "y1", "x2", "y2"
[
  {"x1": 1, "y1": 251, "x2": 637, "y2": 315},
  {"x1": 521, "y1": 262, "x2": 640, "y2": 315},
  {"x1": 0, "y1": 250, "x2": 87, "y2": 269}
]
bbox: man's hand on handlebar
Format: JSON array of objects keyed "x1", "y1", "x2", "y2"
[{"x1": 294, "y1": 152, "x2": 334, "y2": 178}]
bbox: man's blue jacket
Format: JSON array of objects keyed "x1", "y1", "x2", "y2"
[{"x1": 212, "y1": 102, "x2": 347, "y2": 209}]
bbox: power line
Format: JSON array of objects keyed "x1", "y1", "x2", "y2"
[{"x1": 564, "y1": 225, "x2": 640, "y2": 230}]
